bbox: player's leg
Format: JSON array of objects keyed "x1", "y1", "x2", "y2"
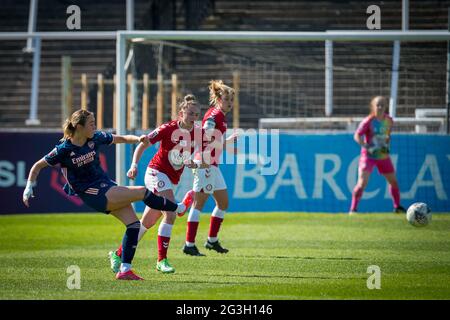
[
  {"x1": 183, "y1": 191, "x2": 209, "y2": 256},
  {"x1": 377, "y1": 157, "x2": 405, "y2": 213},
  {"x1": 141, "y1": 207, "x2": 163, "y2": 232},
  {"x1": 205, "y1": 188, "x2": 229, "y2": 253},
  {"x1": 105, "y1": 185, "x2": 188, "y2": 214},
  {"x1": 383, "y1": 172, "x2": 405, "y2": 213},
  {"x1": 155, "y1": 189, "x2": 177, "y2": 273},
  {"x1": 349, "y1": 157, "x2": 374, "y2": 214},
  {"x1": 110, "y1": 206, "x2": 162, "y2": 273},
  {"x1": 109, "y1": 204, "x2": 144, "y2": 280},
  {"x1": 205, "y1": 166, "x2": 229, "y2": 253},
  {"x1": 113, "y1": 167, "x2": 168, "y2": 260},
  {"x1": 106, "y1": 182, "x2": 193, "y2": 272},
  {"x1": 183, "y1": 167, "x2": 212, "y2": 256}
]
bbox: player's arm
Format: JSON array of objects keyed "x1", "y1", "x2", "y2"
[
  {"x1": 225, "y1": 130, "x2": 239, "y2": 144},
  {"x1": 386, "y1": 118, "x2": 393, "y2": 144},
  {"x1": 203, "y1": 117, "x2": 216, "y2": 142},
  {"x1": 382, "y1": 118, "x2": 394, "y2": 153},
  {"x1": 127, "y1": 141, "x2": 152, "y2": 180},
  {"x1": 354, "y1": 132, "x2": 366, "y2": 147},
  {"x1": 355, "y1": 133, "x2": 378, "y2": 154},
  {"x1": 354, "y1": 120, "x2": 372, "y2": 151},
  {"x1": 224, "y1": 130, "x2": 239, "y2": 154},
  {"x1": 112, "y1": 134, "x2": 148, "y2": 144},
  {"x1": 355, "y1": 133, "x2": 375, "y2": 153},
  {"x1": 23, "y1": 159, "x2": 49, "y2": 207}
]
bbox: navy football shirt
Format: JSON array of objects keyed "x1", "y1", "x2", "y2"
[{"x1": 44, "y1": 131, "x2": 114, "y2": 195}]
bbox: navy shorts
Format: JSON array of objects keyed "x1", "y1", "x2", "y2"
[{"x1": 78, "y1": 179, "x2": 117, "y2": 214}]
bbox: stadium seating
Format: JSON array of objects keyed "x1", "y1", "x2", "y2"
[{"x1": 0, "y1": 0, "x2": 449, "y2": 128}]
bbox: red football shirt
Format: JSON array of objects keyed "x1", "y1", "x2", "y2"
[
  {"x1": 147, "y1": 120, "x2": 204, "y2": 184},
  {"x1": 202, "y1": 106, "x2": 228, "y2": 166}
]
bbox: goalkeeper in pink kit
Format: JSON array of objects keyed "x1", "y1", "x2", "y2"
[{"x1": 349, "y1": 96, "x2": 406, "y2": 214}]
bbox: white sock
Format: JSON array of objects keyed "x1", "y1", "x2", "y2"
[
  {"x1": 185, "y1": 241, "x2": 195, "y2": 247},
  {"x1": 137, "y1": 223, "x2": 148, "y2": 242},
  {"x1": 208, "y1": 237, "x2": 218, "y2": 243},
  {"x1": 158, "y1": 222, "x2": 173, "y2": 237},
  {"x1": 187, "y1": 208, "x2": 201, "y2": 222},
  {"x1": 120, "y1": 263, "x2": 131, "y2": 273},
  {"x1": 211, "y1": 206, "x2": 226, "y2": 219}
]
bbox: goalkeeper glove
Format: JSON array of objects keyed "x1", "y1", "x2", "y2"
[{"x1": 23, "y1": 180, "x2": 36, "y2": 207}]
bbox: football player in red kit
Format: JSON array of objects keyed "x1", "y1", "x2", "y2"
[
  {"x1": 183, "y1": 80, "x2": 239, "y2": 256},
  {"x1": 109, "y1": 95, "x2": 207, "y2": 273}
]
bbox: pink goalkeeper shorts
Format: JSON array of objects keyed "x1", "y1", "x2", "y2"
[{"x1": 359, "y1": 156, "x2": 395, "y2": 175}]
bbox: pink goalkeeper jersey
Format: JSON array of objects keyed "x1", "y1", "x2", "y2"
[{"x1": 356, "y1": 113, "x2": 393, "y2": 160}]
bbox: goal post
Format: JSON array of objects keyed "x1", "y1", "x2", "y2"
[{"x1": 115, "y1": 30, "x2": 450, "y2": 186}]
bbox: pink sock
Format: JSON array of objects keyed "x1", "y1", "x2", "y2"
[
  {"x1": 350, "y1": 186, "x2": 363, "y2": 211},
  {"x1": 389, "y1": 185, "x2": 401, "y2": 208}
]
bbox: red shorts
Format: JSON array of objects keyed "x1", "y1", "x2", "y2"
[{"x1": 359, "y1": 156, "x2": 395, "y2": 175}]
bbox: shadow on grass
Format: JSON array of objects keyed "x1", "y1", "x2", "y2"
[
  {"x1": 174, "y1": 280, "x2": 243, "y2": 285},
  {"x1": 243, "y1": 255, "x2": 361, "y2": 261},
  {"x1": 217, "y1": 273, "x2": 366, "y2": 280}
]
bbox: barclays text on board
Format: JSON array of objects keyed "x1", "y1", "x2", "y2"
[{"x1": 129, "y1": 133, "x2": 450, "y2": 213}]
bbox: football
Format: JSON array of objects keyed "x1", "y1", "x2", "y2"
[{"x1": 406, "y1": 202, "x2": 432, "y2": 227}]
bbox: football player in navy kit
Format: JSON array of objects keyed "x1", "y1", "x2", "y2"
[{"x1": 22, "y1": 109, "x2": 193, "y2": 280}]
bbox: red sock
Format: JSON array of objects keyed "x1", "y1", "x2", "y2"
[
  {"x1": 157, "y1": 236, "x2": 171, "y2": 262},
  {"x1": 116, "y1": 244, "x2": 123, "y2": 257},
  {"x1": 389, "y1": 185, "x2": 401, "y2": 208},
  {"x1": 350, "y1": 185, "x2": 363, "y2": 211},
  {"x1": 186, "y1": 221, "x2": 199, "y2": 244},
  {"x1": 208, "y1": 216, "x2": 223, "y2": 239}
]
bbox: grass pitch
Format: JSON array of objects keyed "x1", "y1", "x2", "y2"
[{"x1": 0, "y1": 212, "x2": 449, "y2": 300}]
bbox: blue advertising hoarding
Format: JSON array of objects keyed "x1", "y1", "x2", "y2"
[
  {"x1": 128, "y1": 133, "x2": 450, "y2": 213},
  {"x1": 0, "y1": 131, "x2": 116, "y2": 214},
  {"x1": 1, "y1": 132, "x2": 448, "y2": 214}
]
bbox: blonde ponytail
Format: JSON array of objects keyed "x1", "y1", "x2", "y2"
[
  {"x1": 208, "y1": 80, "x2": 234, "y2": 106},
  {"x1": 60, "y1": 109, "x2": 94, "y2": 141},
  {"x1": 61, "y1": 119, "x2": 76, "y2": 141}
]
